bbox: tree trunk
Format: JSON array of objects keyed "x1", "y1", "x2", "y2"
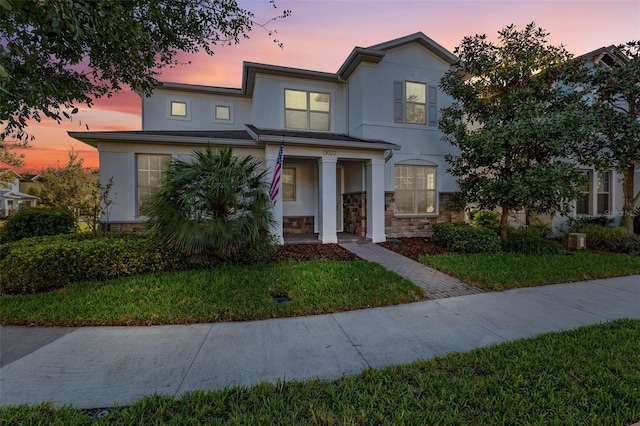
[
  {"x1": 621, "y1": 164, "x2": 638, "y2": 233},
  {"x1": 500, "y1": 205, "x2": 510, "y2": 240}
]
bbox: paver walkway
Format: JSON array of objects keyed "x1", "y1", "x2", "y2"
[{"x1": 341, "y1": 242, "x2": 484, "y2": 299}]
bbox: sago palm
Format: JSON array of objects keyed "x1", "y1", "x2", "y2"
[{"x1": 143, "y1": 146, "x2": 275, "y2": 262}]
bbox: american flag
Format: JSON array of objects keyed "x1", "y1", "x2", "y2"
[{"x1": 269, "y1": 139, "x2": 285, "y2": 204}]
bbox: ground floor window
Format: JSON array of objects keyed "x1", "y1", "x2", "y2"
[
  {"x1": 576, "y1": 170, "x2": 610, "y2": 215},
  {"x1": 137, "y1": 154, "x2": 171, "y2": 215},
  {"x1": 394, "y1": 165, "x2": 436, "y2": 214},
  {"x1": 282, "y1": 168, "x2": 296, "y2": 201}
]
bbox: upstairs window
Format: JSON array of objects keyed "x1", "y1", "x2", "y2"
[
  {"x1": 394, "y1": 165, "x2": 437, "y2": 214},
  {"x1": 394, "y1": 81, "x2": 437, "y2": 126},
  {"x1": 215, "y1": 105, "x2": 231, "y2": 121},
  {"x1": 170, "y1": 101, "x2": 187, "y2": 117},
  {"x1": 285, "y1": 89, "x2": 330, "y2": 131}
]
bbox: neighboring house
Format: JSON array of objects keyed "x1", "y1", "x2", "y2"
[
  {"x1": 0, "y1": 169, "x2": 38, "y2": 218},
  {"x1": 18, "y1": 173, "x2": 42, "y2": 195},
  {"x1": 70, "y1": 32, "x2": 463, "y2": 243},
  {"x1": 544, "y1": 45, "x2": 640, "y2": 233}
]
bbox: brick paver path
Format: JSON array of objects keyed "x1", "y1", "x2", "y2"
[{"x1": 340, "y1": 243, "x2": 484, "y2": 299}]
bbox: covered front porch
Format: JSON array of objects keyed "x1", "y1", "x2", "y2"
[{"x1": 253, "y1": 126, "x2": 399, "y2": 245}]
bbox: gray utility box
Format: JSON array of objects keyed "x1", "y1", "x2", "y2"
[{"x1": 568, "y1": 233, "x2": 586, "y2": 250}]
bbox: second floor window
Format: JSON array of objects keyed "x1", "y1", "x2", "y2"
[
  {"x1": 171, "y1": 101, "x2": 187, "y2": 117},
  {"x1": 405, "y1": 82, "x2": 426, "y2": 124},
  {"x1": 285, "y1": 89, "x2": 330, "y2": 131}
]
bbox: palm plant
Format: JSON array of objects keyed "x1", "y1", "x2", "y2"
[{"x1": 143, "y1": 146, "x2": 275, "y2": 263}]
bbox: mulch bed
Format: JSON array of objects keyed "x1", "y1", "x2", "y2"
[
  {"x1": 271, "y1": 238, "x2": 448, "y2": 262},
  {"x1": 271, "y1": 243, "x2": 360, "y2": 262},
  {"x1": 378, "y1": 237, "x2": 449, "y2": 261}
]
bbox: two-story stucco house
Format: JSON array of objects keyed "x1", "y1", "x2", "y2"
[
  {"x1": 70, "y1": 32, "x2": 464, "y2": 243},
  {"x1": 68, "y1": 33, "x2": 639, "y2": 243},
  {"x1": 0, "y1": 169, "x2": 38, "y2": 218}
]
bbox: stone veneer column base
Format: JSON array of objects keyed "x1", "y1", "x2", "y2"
[{"x1": 282, "y1": 216, "x2": 315, "y2": 234}]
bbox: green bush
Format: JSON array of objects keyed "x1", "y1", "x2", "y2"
[
  {"x1": 0, "y1": 236, "x2": 190, "y2": 294},
  {"x1": 564, "y1": 215, "x2": 614, "y2": 233},
  {"x1": 469, "y1": 210, "x2": 500, "y2": 233},
  {"x1": 581, "y1": 225, "x2": 640, "y2": 255},
  {"x1": 224, "y1": 234, "x2": 279, "y2": 265},
  {"x1": 0, "y1": 207, "x2": 75, "y2": 243},
  {"x1": 503, "y1": 232, "x2": 565, "y2": 256},
  {"x1": 432, "y1": 222, "x2": 502, "y2": 254}
]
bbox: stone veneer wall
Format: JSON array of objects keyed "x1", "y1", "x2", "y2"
[
  {"x1": 342, "y1": 192, "x2": 366, "y2": 236},
  {"x1": 283, "y1": 216, "x2": 314, "y2": 234},
  {"x1": 384, "y1": 192, "x2": 465, "y2": 238}
]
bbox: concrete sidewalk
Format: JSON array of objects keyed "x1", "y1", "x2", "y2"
[{"x1": 1, "y1": 275, "x2": 638, "y2": 409}]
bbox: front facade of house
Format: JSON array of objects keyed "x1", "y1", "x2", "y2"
[
  {"x1": 69, "y1": 33, "x2": 637, "y2": 242},
  {"x1": 70, "y1": 33, "x2": 464, "y2": 243}
]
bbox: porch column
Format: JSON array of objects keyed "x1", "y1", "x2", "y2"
[
  {"x1": 265, "y1": 150, "x2": 284, "y2": 244},
  {"x1": 318, "y1": 156, "x2": 338, "y2": 243},
  {"x1": 366, "y1": 158, "x2": 386, "y2": 243}
]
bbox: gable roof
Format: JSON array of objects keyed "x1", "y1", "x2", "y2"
[
  {"x1": 154, "y1": 32, "x2": 457, "y2": 96},
  {"x1": 579, "y1": 45, "x2": 630, "y2": 66}
]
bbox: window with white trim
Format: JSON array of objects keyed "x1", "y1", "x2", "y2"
[
  {"x1": 282, "y1": 168, "x2": 296, "y2": 201},
  {"x1": 285, "y1": 89, "x2": 330, "y2": 131},
  {"x1": 576, "y1": 170, "x2": 591, "y2": 215},
  {"x1": 394, "y1": 165, "x2": 437, "y2": 214},
  {"x1": 596, "y1": 171, "x2": 610, "y2": 214},
  {"x1": 215, "y1": 105, "x2": 231, "y2": 121},
  {"x1": 137, "y1": 154, "x2": 171, "y2": 214},
  {"x1": 170, "y1": 101, "x2": 187, "y2": 117}
]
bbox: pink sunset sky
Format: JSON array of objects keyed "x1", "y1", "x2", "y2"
[{"x1": 7, "y1": 0, "x2": 640, "y2": 172}]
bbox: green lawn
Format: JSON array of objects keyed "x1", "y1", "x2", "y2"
[
  {"x1": 2, "y1": 319, "x2": 638, "y2": 425},
  {"x1": 422, "y1": 251, "x2": 640, "y2": 290},
  {"x1": 0, "y1": 260, "x2": 424, "y2": 326}
]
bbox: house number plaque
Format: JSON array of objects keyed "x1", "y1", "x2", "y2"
[{"x1": 322, "y1": 150, "x2": 336, "y2": 156}]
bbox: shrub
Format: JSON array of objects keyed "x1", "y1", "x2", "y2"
[
  {"x1": 503, "y1": 232, "x2": 565, "y2": 256},
  {"x1": 0, "y1": 207, "x2": 75, "y2": 243},
  {"x1": 581, "y1": 225, "x2": 640, "y2": 254},
  {"x1": 432, "y1": 222, "x2": 502, "y2": 254},
  {"x1": 469, "y1": 210, "x2": 500, "y2": 233},
  {"x1": 224, "y1": 234, "x2": 279, "y2": 265},
  {"x1": 564, "y1": 215, "x2": 614, "y2": 234},
  {"x1": 0, "y1": 236, "x2": 190, "y2": 294}
]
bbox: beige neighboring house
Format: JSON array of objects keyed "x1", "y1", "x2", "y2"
[{"x1": 0, "y1": 169, "x2": 38, "y2": 218}]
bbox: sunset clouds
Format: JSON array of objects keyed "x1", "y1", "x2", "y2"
[{"x1": 10, "y1": 0, "x2": 640, "y2": 172}]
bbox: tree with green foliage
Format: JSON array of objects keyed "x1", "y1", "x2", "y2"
[
  {"x1": 144, "y1": 146, "x2": 275, "y2": 262},
  {"x1": 28, "y1": 151, "x2": 101, "y2": 230},
  {"x1": 563, "y1": 41, "x2": 640, "y2": 233},
  {"x1": 0, "y1": 0, "x2": 290, "y2": 165},
  {"x1": 439, "y1": 23, "x2": 588, "y2": 239}
]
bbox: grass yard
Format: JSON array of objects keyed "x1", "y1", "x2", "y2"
[
  {"x1": 422, "y1": 251, "x2": 640, "y2": 290},
  {"x1": 0, "y1": 260, "x2": 424, "y2": 326},
  {"x1": 2, "y1": 319, "x2": 638, "y2": 425}
]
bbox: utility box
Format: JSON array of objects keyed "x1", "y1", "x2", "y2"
[{"x1": 568, "y1": 233, "x2": 586, "y2": 250}]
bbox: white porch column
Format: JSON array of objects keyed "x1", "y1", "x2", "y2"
[
  {"x1": 318, "y1": 156, "x2": 338, "y2": 243},
  {"x1": 265, "y1": 150, "x2": 284, "y2": 244},
  {"x1": 366, "y1": 158, "x2": 386, "y2": 243}
]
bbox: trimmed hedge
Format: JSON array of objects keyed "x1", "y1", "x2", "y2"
[
  {"x1": 581, "y1": 225, "x2": 640, "y2": 255},
  {"x1": 0, "y1": 207, "x2": 75, "y2": 243},
  {"x1": 432, "y1": 222, "x2": 502, "y2": 254},
  {"x1": 0, "y1": 236, "x2": 187, "y2": 294},
  {"x1": 0, "y1": 233, "x2": 280, "y2": 295}
]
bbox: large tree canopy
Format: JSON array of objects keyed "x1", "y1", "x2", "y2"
[
  {"x1": 440, "y1": 23, "x2": 589, "y2": 239},
  {"x1": 563, "y1": 41, "x2": 640, "y2": 232},
  {"x1": 0, "y1": 0, "x2": 289, "y2": 162}
]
